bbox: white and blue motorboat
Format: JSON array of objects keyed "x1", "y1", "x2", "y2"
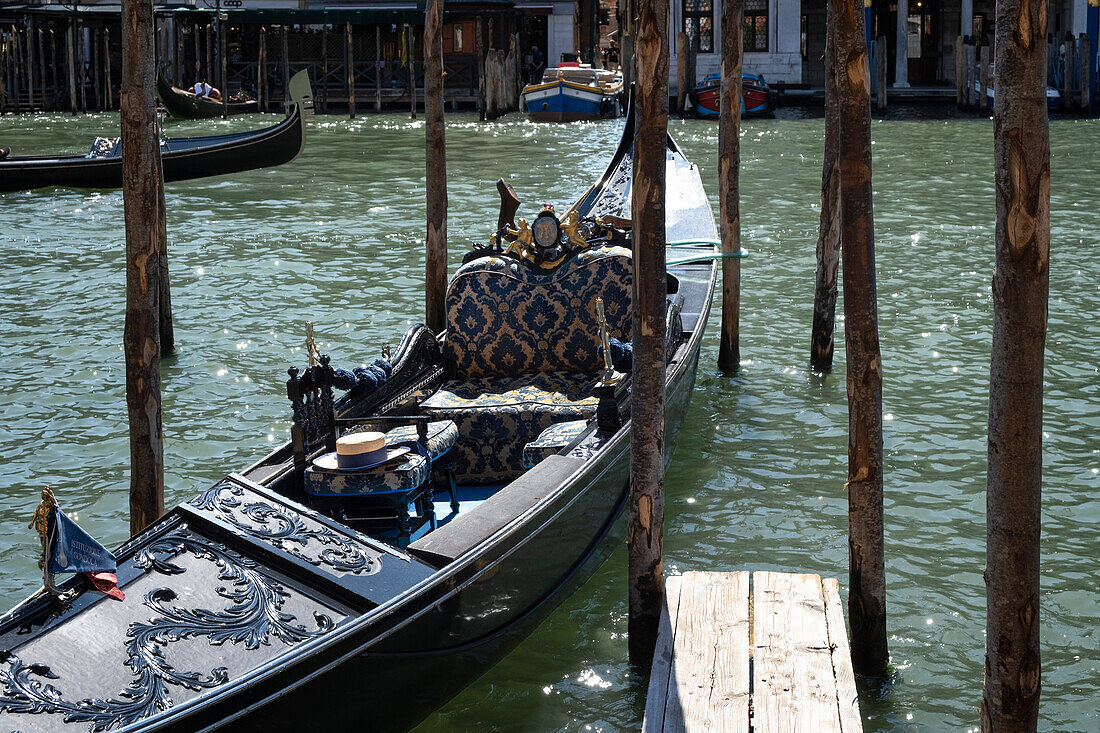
[{"x1": 521, "y1": 65, "x2": 624, "y2": 122}]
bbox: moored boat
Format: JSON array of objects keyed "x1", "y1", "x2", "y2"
[
  {"x1": 972, "y1": 73, "x2": 1062, "y2": 111},
  {"x1": 0, "y1": 102, "x2": 718, "y2": 732},
  {"x1": 521, "y1": 65, "x2": 624, "y2": 122},
  {"x1": 0, "y1": 105, "x2": 304, "y2": 192},
  {"x1": 691, "y1": 71, "x2": 777, "y2": 118},
  {"x1": 156, "y1": 74, "x2": 259, "y2": 119}
]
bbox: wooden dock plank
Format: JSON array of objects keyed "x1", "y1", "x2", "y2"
[
  {"x1": 643, "y1": 574, "x2": 684, "y2": 731},
  {"x1": 661, "y1": 571, "x2": 750, "y2": 732},
  {"x1": 822, "y1": 577, "x2": 862, "y2": 733},
  {"x1": 752, "y1": 571, "x2": 842, "y2": 733},
  {"x1": 645, "y1": 571, "x2": 862, "y2": 732}
]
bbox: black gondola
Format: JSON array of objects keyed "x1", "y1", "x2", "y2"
[
  {"x1": 0, "y1": 105, "x2": 303, "y2": 193},
  {"x1": 156, "y1": 74, "x2": 260, "y2": 118},
  {"x1": 0, "y1": 103, "x2": 719, "y2": 732}
]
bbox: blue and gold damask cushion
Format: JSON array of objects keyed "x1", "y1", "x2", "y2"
[
  {"x1": 304, "y1": 448, "x2": 430, "y2": 497},
  {"x1": 444, "y1": 246, "x2": 633, "y2": 379},
  {"x1": 422, "y1": 372, "x2": 599, "y2": 483},
  {"x1": 522, "y1": 419, "x2": 590, "y2": 468},
  {"x1": 342, "y1": 420, "x2": 458, "y2": 461}
]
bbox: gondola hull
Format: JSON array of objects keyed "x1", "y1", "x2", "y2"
[
  {"x1": 0, "y1": 105, "x2": 304, "y2": 192},
  {"x1": 156, "y1": 75, "x2": 259, "y2": 119},
  {"x1": 0, "y1": 103, "x2": 718, "y2": 732}
]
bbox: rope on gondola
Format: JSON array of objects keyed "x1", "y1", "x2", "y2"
[
  {"x1": 667, "y1": 250, "x2": 749, "y2": 266},
  {"x1": 666, "y1": 238, "x2": 723, "y2": 247}
]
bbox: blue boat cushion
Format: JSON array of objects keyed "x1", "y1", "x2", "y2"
[
  {"x1": 304, "y1": 450, "x2": 429, "y2": 497},
  {"x1": 343, "y1": 419, "x2": 458, "y2": 461},
  {"x1": 421, "y1": 372, "x2": 599, "y2": 483},
  {"x1": 444, "y1": 246, "x2": 633, "y2": 379},
  {"x1": 522, "y1": 419, "x2": 590, "y2": 468}
]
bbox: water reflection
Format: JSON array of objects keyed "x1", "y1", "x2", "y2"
[{"x1": 0, "y1": 109, "x2": 1096, "y2": 732}]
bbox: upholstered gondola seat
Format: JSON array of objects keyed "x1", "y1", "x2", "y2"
[{"x1": 422, "y1": 245, "x2": 633, "y2": 483}]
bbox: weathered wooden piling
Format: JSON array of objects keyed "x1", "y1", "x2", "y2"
[
  {"x1": 219, "y1": 11, "x2": 227, "y2": 117},
  {"x1": 27, "y1": 17, "x2": 37, "y2": 107},
  {"x1": 979, "y1": 45, "x2": 990, "y2": 113},
  {"x1": 476, "y1": 20, "x2": 486, "y2": 121},
  {"x1": 92, "y1": 25, "x2": 101, "y2": 110},
  {"x1": 1063, "y1": 35, "x2": 1075, "y2": 112},
  {"x1": 810, "y1": 4, "x2": 841, "y2": 374},
  {"x1": 259, "y1": 26, "x2": 268, "y2": 112},
  {"x1": 676, "y1": 31, "x2": 688, "y2": 114},
  {"x1": 1082, "y1": 34, "x2": 1091, "y2": 114},
  {"x1": 38, "y1": 26, "x2": 48, "y2": 107},
  {"x1": 320, "y1": 24, "x2": 329, "y2": 114},
  {"x1": 831, "y1": 0, "x2": 888, "y2": 675},
  {"x1": 629, "y1": 0, "x2": 670, "y2": 669},
  {"x1": 346, "y1": 22, "x2": 355, "y2": 119},
  {"x1": 67, "y1": 18, "x2": 77, "y2": 115},
  {"x1": 171, "y1": 20, "x2": 180, "y2": 85},
  {"x1": 406, "y1": 24, "x2": 416, "y2": 119},
  {"x1": 717, "y1": 0, "x2": 743, "y2": 371},
  {"x1": 194, "y1": 21, "x2": 202, "y2": 81},
  {"x1": 120, "y1": 0, "x2": 167, "y2": 536},
  {"x1": 281, "y1": 26, "x2": 290, "y2": 103},
  {"x1": 375, "y1": 26, "x2": 383, "y2": 112},
  {"x1": 965, "y1": 42, "x2": 976, "y2": 109},
  {"x1": 13, "y1": 22, "x2": 24, "y2": 109},
  {"x1": 981, "y1": 0, "x2": 1049, "y2": 723},
  {"x1": 424, "y1": 0, "x2": 447, "y2": 334},
  {"x1": 104, "y1": 28, "x2": 113, "y2": 110},
  {"x1": 876, "y1": 35, "x2": 887, "y2": 112},
  {"x1": 955, "y1": 36, "x2": 964, "y2": 108}
]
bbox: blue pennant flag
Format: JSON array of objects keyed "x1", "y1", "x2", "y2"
[{"x1": 46, "y1": 507, "x2": 117, "y2": 575}]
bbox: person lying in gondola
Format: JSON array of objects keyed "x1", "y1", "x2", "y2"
[
  {"x1": 228, "y1": 90, "x2": 253, "y2": 103},
  {"x1": 191, "y1": 80, "x2": 222, "y2": 101}
]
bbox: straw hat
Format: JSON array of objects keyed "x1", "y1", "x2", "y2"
[{"x1": 313, "y1": 432, "x2": 410, "y2": 471}]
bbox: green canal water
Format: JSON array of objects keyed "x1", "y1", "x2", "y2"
[{"x1": 0, "y1": 108, "x2": 1096, "y2": 731}]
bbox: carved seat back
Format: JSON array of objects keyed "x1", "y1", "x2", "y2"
[{"x1": 287, "y1": 355, "x2": 338, "y2": 478}]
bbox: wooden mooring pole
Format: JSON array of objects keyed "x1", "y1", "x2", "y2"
[
  {"x1": 979, "y1": 44, "x2": 990, "y2": 113},
  {"x1": 104, "y1": 28, "x2": 113, "y2": 110},
  {"x1": 876, "y1": 35, "x2": 887, "y2": 112},
  {"x1": 120, "y1": 0, "x2": 166, "y2": 536},
  {"x1": 406, "y1": 23, "x2": 416, "y2": 119},
  {"x1": 831, "y1": 0, "x2": 888, "y2": 675},
  {"x1": 477, "y1": 20, "x2": 486, "y2": 121},
  {"x1": 375, "y1": 26, "x2": 382, "y2": 112},
  {"x1": 1081, "y1": 33, "x2": 1091, "y2": 115},
  {"x1": 321, "y1": 23, "x2": 328, "y2": 114},
  {"x1": 281, "y1": 25, "x2": 290, "y2": 105},
  {"x1": 259, "y1": 26, "x2": 267, "y2": 112},
  {"x1": 1063, "y1": 34, "x2": 1075, "y2": 112},
  {"x1": 981, "y1": 0, "x2": 1049, "y2": 723},
  {"x1": 346, "y1": 22, "x2": 355, "y2": 119},
  {"x1": 424, "y1": 0, "x2": 447, "y2": 334},
  {"x1": 955, "y1": 35, "x2": 964, "y2": 109},
  {"x1": 628, "y1": 0, "x2": 669, "y2": 669},
  {"x1": 676, "y1": 31, "x2": 688, "y2": 114},
  {"x1": 717, "y1": 0, "x2": 742, "y2": 371},
  {"x1": 67, "y1": 14, "x2": 77, "y2": 115},
  {"x1": 219, "y1": 9, "x2": 227, "y2": 118},
  {"x1": 810, "y1": 2, "x2": 841, "y2": 373}
]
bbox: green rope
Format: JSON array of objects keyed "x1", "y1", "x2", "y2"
[
  {"x1": 667, "y1": 238, "x2": 723, "y2": 247},
  {"x1": 668, "y1": 249, "x2": 749, "y2": 266}
]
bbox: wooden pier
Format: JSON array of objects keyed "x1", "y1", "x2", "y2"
[{"x1": 643, "y1": 571, "x2": 862, "y2": 732}]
